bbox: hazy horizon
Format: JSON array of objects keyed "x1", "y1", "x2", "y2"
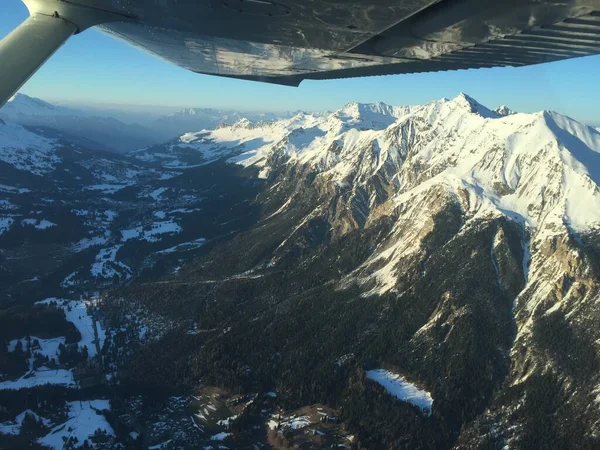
[{"x1": 10, "y1": 92, "x2": 599, "y2": 128}]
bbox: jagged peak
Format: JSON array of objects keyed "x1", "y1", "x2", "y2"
[
  {"x1": 329, "y1": 101, "x2": 409, "y2": 131},
  {"x1": 231, "y1": 117, "x2": 253, "y2": 129},
  {"x1": 179, "y1": 108, "x2": 199, "y2": 116},
  {"x1": 337, "y1": 101, "x2": 397, "y2": 118},
  {"x1": 444, "y1": 93, "x2": 498, "y2": 119},
  {"x1": 168, "y1": 107, "x2": 217, "y2": 117},
  {"x1": 495, "y1": 105, "x2": 517, "y2": 117}
]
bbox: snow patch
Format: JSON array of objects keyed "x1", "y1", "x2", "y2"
[
  {"x1": 21, "y1": 218, "x2": 56, "y2": 230},
  {"x1": 90, "y1": 245, "x2": 132, "y2": 280},
  {"x1": 365, "y1": 369, "x2": 433, "y2": 415},
  {"x1": 38, "y1": 400, "x2": 113, "y2": 449},
  {"x1": 0, "y1": 368, "x2": 75, "y2": 390},
  {"x1": 37, "y1": 298, "x2": 106, "y2": 358}
]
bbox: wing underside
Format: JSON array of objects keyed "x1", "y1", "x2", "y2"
[
  {"x1": 92, "y1": 0, "x2": 600, "y2": 86},
  {"x1": 2, "y1": 0, "x2": 600, "y2": 101}
]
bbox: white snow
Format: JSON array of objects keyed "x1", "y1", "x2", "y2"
[
  {"x1": 2, "y1": 93, "x2": 78, "y2": 117},
  {"x1": 104, "y1": 210, "x2": 118, "y2": 221},
  {"x1": 121, "y1": 220, "x2": 182, "y2": 243},
  {"x1": 0, "y1": 184, "x2": 30, "y2": 193},
  {"x1": 149, "y1": 187, "x2": 168, "y2": 200},
  {"x1": 289, "y1": 416, "x2": 311, "y2": 430},
  {"x1": 0, "y1": 368, "x2": 75, "y2": 390},
  {"x1": 35, "y1": 219, "x2": 56, "y2": 230},
  {"x1": 21, "y1": 218, "x2": 57, "y2": 229},
  {"x1": 159, "y1": 171, "x2": 181, "y2": 180},
  {"x1": 0, "y1": 299, "x2": 106, "y2": 390},
  {"x1": 61, "y1": 271, "x2": 79, "y2": 288},
  {"x1": 0, "y1": 199, "x2": 16, "y2": 210},
  {"x1": 8, "y1": 336, "x2": 65, "y2": 362},
  {"x1": 0, "y1": 121, "x2": 60, "y2": 175},
  {"x1": 120, "y1": 227, "x2": 142, "y2": 241},
  {"x1": 155, "y1": 238, "x2": 206, "y2": 254},
  {"x1": 0, "y1": 217, "x2": 14, "y2": 235},
  {"x1": 73, "y1": 236, "x2": 108, "y2": 252},
  {"x1": 210, "y1": 432, "x2": 231, "y2": 441},
  {"x1": 84, "y1": 184, "x2": 129, "y2": 194},
  {"x1": 37, "y1": 298, "x2": 106, "y2": 358},
  {"x1": 365, "y1": 369, "x2": 433, "y2": 415},
  {"x1": 38, "y1": 400, "x2": 114, "y2": 449},
  {"x1": 90, "y1": 245, "x2": 132, "y2": 280},
  {"x1": 143, "y1": 221, "x2": 181, "y2": 241},
  {"x1": 0, "y1": 410, "x2": 50, "y2": 436}
]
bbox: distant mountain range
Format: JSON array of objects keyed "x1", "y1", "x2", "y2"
[
  {"x1": 152, "y1": 107, "x2": 299, "y2": 139},
  {"x1": 0, "y1": 94, "x2": 167, "y2": 153},
  {"x1": 0, "y1": 94, "x2": 298, "y2": 153}
]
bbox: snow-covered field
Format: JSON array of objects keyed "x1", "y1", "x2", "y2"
[
  {"x1": 365, "y1": 369, "x2": 433, "y2": 415},
  {"x1": 73, "y1": 235, "x2": 109, "y2": 252},
  {"x1": 91, "y1": 245, "x2": 132, "y2": 280},
  {"x1": 38, "y1": 400, "x2": 114, "y2": 449},
  {"x1": 0, "y1": 368, "x2": 75, "y2": 390},
  {"x1": 8, "y1": 336, "x2": 65, "y2": 361},
  {"x1": 0, "y1": 183, "x2": 30, "y2": 193},
  {"x1": 0, "y1": 410, "x2": 51, "y2": 436},
  {"x1": 149, "y1": 187, "x2": 168, "y2": 200},
  {"x1": 121, "y1": 220, "x2": 182, "y2": 243},
  {"x1": 0, "y1": 216, "x2": 14, "y2": 235},
  {"x1": 21, "y1": 218, "x2": 56, "y2": 229},
  {"x1": 210, "y1": 432, "x2": 231, "y2": 441},
  {"x1": 0, "y1": 299, "x2": 105, "y2": 390},
  {"x1": 0, "y1": 120, "x2": 60, "y2": 175},
  {"x1": 84, "y1": 184, "x2": 130, "y2": 194},
  {"x1": 38, "y1": 298, "x2": 106, "y2": 358}
]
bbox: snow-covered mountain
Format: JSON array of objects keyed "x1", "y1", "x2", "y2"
[
  {"x1": 152, "y1": 107, "x2": 292, "y2": 140},
  {"x1": 124, "y1": 93, "x2": 600, "y2": 447},
  {"x1": 0, "y1": 94, "x2": 167, "y2": 153},
  {"x1": 494, "y1": 105, "x2": 517, "y2": 116},
  {"x1": 138, "y1": 95, "x2": 600, "y2": 242},
  {"x1": 2, "y1": 93, "x2": 600, "y2": 449},
  {"x1": 1, "y1": 94, "x2": 81, "y2": 117}
]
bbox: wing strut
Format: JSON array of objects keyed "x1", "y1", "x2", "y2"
[
  {"x1": 0, "y1": 0, "x2": 134, "y2": 108},
  {"x1": 0, "y1": 13, "x2": 76, "y2": 108}
]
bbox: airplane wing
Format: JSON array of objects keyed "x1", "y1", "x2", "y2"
[{"x1": 1, "y1": 0, "x2": 600, "y2": 105}]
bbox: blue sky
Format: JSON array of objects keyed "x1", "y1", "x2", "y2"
[{"x1": 2, "y1": 2, "x2": 600, "y2": 123}]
